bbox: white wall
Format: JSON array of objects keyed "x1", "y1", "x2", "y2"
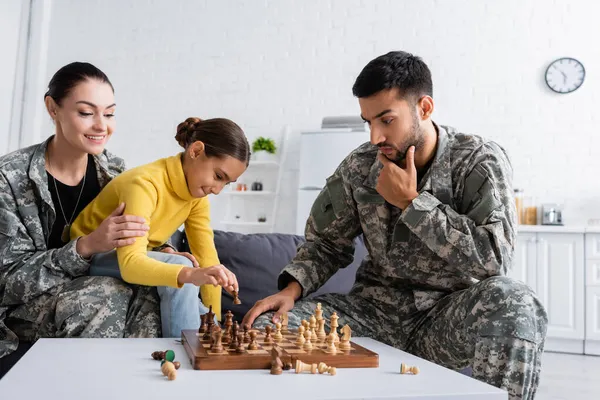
[
  {"x1": 19, "y1": 0, "x2": 600, "y2": 232},
  {"x1": 0, "y1": 0, "x2": 24, "y2": 153}
]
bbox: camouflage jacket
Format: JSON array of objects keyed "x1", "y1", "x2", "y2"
[
  {"x1": 280, "y1": 124, "x2": 517, "y2": 312},
  {"x1": 0, "y1": 137, "x2": 125, "y2": 357}
]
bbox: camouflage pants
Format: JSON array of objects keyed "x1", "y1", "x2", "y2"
[
  {"x1": 254, "y1": 276, "x2": 547, "y2": 400},
  {"x1": 5, "y1": 276, "x2": 161, "y2": 342}
]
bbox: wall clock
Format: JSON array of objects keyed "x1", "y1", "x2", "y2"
[{"x1": 545, "y1": 57, "x2": 585, "y2": 94}]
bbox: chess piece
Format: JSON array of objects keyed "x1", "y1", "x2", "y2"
[
  {"x1": 315, "y1": 302, "x2": 323, "y2": 322},
  {"x1": 282, "y1": 362, "x2": 293, "y2": 371},
  {"x1": 233, "y1": 290, "x2": 242, "y2": 305},
  {"x1": 318, "y1": 362, "x2": 337, "y2": 376},
  {"x1": 295, "y1": 326, "x2": 306, "y2": 346},
  {"x1": 273, "y1": 322, "x2": 283, "y2": 342},
  {"x1": 309, "y1": 315, "x2": 318, "y2": 341},
  {"x1": 280, "y1": 313, "x2": 289, "y2": 334},
  {"x1": 229, "y1": 321, "x2": 239, "y2": 347},
  {"x1": 270, "y1": 345, "x2": 283, "y2": 375},
  {"x1": 211, "y1": 327, "x2": 224, "y2": 353},
  {"x1": 173, "y1": 361, "x2": 181, "y2": 370},
  {"x1": 329, "y1": 312, "x2": 340, "y2": 344},
  {"x1": 235, "y1": 333, "x2": 245, "y2": 353},
  {"x1": 248, "y1": 331, "x2": 259, "y2": 350},
  {"x1": 303, "y1": 328, "x2": 313, "y2": 351},
  {"x1": 295, "y1": 360, "x2": 317, "y2": 374},
  {"x1": 325, "y1": 334, "x2": 337, "y2": 355},
  {"x1": 243, "y1": 326, "x2": 250, "y2": 343},
  {"x1": 203, "y1": 306, "x2": 215, "y2": 340},
  {"x1": 161, "y1": 361, "x2": 177, "y2": 380},
  {"x1": 151, "y1": 350, "x2": 175, "y2": 362},
  {"x1": 339, "y1": 324, "x2": 352, "y2": 351},
  {"x1": 400, "y1": 363, "x2": 420, "y2": 375},
  {"x1": 198, "y1": 314, "x2": 207, "y2": 334},
  {"x1": 317, "y1": 319, "x2": 327, "y2": 342},
  {"x1": 223, "y1": 310, "x2": 234, "y2": 344},
  {"x1": 229, "y1": 329, "x2": 239, "y2": 350},
  {"x1": 264, "y1": 325, "x2": 273, "y2": 344}
]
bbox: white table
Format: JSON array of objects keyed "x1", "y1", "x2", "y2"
[{"x1": 0, "y1": 337, "x2": 507, "y2": 400}]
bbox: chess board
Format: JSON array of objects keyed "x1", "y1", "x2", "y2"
[{"x1": 181, "y1": 328, "x2": 379, "y2": 371}]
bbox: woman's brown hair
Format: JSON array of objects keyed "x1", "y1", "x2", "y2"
[{"x1": 175, "y1": 117, "x2": 250, "y2": 165}]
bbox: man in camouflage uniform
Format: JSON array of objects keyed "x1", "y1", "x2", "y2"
[
  {"x1": 243, "y1": 51, "x2": 547, "y2": 399},
  {"x1": 0, "y1": 138, "x2": 161, "y2": 362}
]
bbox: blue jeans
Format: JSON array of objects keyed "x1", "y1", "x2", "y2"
[{"x1": 89, "y1": 250, "x2": 211, "y2": 338}]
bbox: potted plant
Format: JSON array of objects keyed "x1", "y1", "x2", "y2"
[{"x1": 251, "y1": 137, "x2": 277, "y2": 162}]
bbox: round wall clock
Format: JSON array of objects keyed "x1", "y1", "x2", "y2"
[{"x1": 545, "y1": 57, "x2": 585, "y2": 94}]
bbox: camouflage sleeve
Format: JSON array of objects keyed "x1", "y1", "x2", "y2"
[
  {"x1": 400, "y1": 142, "x2": 517, "y2": 280},
  {"x1": 0, "y1": 173, "x2": 90, "y2": 306},
  {"x1": 278, "y1": 166, "x2": 362, "y2": 297}
]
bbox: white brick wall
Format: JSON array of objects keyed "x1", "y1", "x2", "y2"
[{"x1": 20, "y1": 0, "x2": 600, "y2": 232}]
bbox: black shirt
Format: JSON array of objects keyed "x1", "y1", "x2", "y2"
[{"x1": 47, "y1": 154, "x2": 102, "y2": 249}]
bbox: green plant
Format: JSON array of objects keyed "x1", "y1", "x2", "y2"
[{"x1": 252, "y1": 137, "x2": 277, "y2": 154}]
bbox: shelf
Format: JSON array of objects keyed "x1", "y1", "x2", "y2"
[
  {"x1": 248, "y1": 161, "x2": 279, "y2": 167},
  {"x1": 220, "y1": 221, "x2": 273, "y2": 226},
  {"x1": 223, "y1": 191, "x2": 275, "y2": 196}
]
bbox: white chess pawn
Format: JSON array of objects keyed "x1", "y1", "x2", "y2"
[
  {"x1": 296, "y1": 326, "x2": 306, "y2": 346},
  {"x1": 326, "y1": 334, "x2": 337, "y2": 355},
  {"x1": 303, "y1": 328, "x2": 313, "y2": 351},
  {"x1": 273, "y1": 322, "x2": 283, "y2": 342}
]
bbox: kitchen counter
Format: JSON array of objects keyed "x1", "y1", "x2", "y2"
[{"x1": 517, "y1": 225, "x2": 600, "y2": 233}]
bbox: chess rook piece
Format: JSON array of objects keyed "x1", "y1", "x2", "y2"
[
  {"x1": 211, "y1": 328, "x2": 224, "y2": 353},
  {"x1": 264, "y1": 325, "x2": 273, "y2": 344},
  {"x1": 248, "y1": 331, "x2": 259, "y2": 350},
  {"x1": 243, "y1": 326, "x2": 250, "y2": 343},
  {"x1": 198, "y1": 314, "x2": 207, "y2": 334},
  {"x1": 326, "y1": 334, "x2": 337, "y2": 355},
  {"x1": 295, "y1": 360, "x2": 317, "y2": 374},
  {"x1": 161, "y1": 361, "x2": 177, "y2": 380},
  {"x1": 400, "y1": 363, "x2": 420, "y2": 375},
  {"x1": 339, "y1": 324, "x2": 352, "y2": 351},
  {"x1": 270, "y1": 345, "x2": 283, "y2": 375},
  {"x1": 296, "y1": 326, "x2": 306, "y2": 346},
  {"x1": 317, "y1": 319, "x2": 327, "y2": 342},
  {"x1": 303, "y1": 328, "x2": 313, "y2": 351},
  {"x1": 233, "y1": 290, "x2": 242, "y2": 305},
  {"x1": 318, "y1": 362, "x2": 337, "y2": 376},
  {"x1": 235, "y1": 333, "x2": 245, "y2": 353},
  {"x1": 273, "y1": 322, "x2": 283, "y2": 342}
]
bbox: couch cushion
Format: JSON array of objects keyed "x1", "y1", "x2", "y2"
[{"x1": 180, "y1": 230, "x2": 366, "y2": 321}]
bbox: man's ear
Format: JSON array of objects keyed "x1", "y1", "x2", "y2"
[
  {"x1": 188, "y1": 140, "x2": 205, "y2": 159},
  {"x1": 418, "y1": 96, "x2": 434, "y2": 120}
]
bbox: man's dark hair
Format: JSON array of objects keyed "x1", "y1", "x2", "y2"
[{"x1": 352, "y1": 51, "x2": 433, "y2": 102}]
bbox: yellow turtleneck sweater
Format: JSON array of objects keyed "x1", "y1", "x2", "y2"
[{"x1": 70, "y1": 154, "x2": 222, "y2": 319}]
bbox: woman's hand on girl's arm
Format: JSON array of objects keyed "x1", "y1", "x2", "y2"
[{"x1": 76, "y1": 203, "x2": 149, "y2": 258}]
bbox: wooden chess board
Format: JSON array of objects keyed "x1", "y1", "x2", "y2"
[{"x1": 181, "y1": 329, "x2": 379, "y2": 371}]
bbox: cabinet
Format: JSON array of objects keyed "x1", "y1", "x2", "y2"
[
  {"x1": 510, "y1": 231, "x2": 585, "y2": 354},
  {"x1": 585, "y1": 234, "x2": 600, "y2": 355}
]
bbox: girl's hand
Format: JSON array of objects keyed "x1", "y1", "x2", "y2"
[{"x1": 177, "y1": 264, "x2": 238, "y2": 293}]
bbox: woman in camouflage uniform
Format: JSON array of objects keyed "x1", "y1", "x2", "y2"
[{"x1": 0, "y1": 62, "x2": 164, "y2": 364}]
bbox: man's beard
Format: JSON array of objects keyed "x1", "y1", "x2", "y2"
[{"x1": 380, "y1": 112, "x2": 425, "y2": 165}]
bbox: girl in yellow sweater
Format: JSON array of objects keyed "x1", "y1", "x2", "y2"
[{"x1": 70, "y1": 117, "x2": 249, "y2": 337}]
